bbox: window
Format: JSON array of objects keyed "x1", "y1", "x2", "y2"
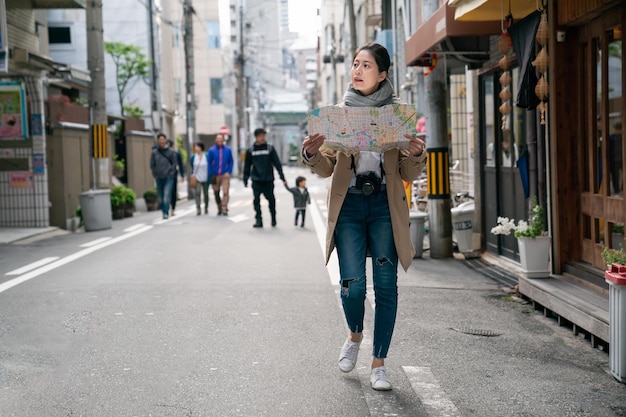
[
  {"x1": 207, "y1": 21, "x2": 220, "y2": 49},
  {"x1": 210, "y1": 78, "x2": 223, "y2": 104},
  {"x1": 48, "y1": 26, "x2": 71, "y2": 44},
  {"x1": 174, "y1": 78, "x2": 182, "y2": 105},
  {"x1": 173, "y1": 23, "x2": 181, "y2": 48}
]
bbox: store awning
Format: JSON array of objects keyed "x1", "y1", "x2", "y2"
[
  {"x1": 33, "y1": 0, "x2": 86, "y2": 8},
  {"x1": 406, "y1": 4, "x2": 501, "y2": 67},
  {"x1": 448, "y1": 0, "x2": 537, "y2": 21}
]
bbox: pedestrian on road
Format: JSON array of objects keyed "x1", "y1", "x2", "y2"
[
  {"x1": 167, "y1": 139, "x2": 186, "y2": 216},
  {"x1": 284, "y1": 176, "x2": 310, "y2": 227},
  {"x1": 301, "y1": 43, "x2": 427, "y2": 391},
  {"x1": 208, "y1": 134, "x2": 234, "y2": 215},
  {"x1": 190, "y1": 142, "x2": 210, "y2": 216},
  {"x1": 243, "y1": 128, "x2": 287, "y2": 228},
  {"x1": 150, "y1": 133, "x2": 177, "y2": 219}
]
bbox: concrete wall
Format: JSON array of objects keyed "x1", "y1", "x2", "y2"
[
  {"x1": 46, "y1": 123, "x2": 112, "y2": 229},
  {"x1": 125, "y1": 131, "x2": 155, "y2": 199}
]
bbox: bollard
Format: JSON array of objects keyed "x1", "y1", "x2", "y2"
[{"x1": 605, "y1": 263, "x2": 626, "y2": 383}]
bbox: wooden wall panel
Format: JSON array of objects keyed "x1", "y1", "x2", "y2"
[{"x1": 557, "y1": 0, "x2": 621, "y2": 26}]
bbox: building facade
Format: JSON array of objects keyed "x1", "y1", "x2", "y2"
[{"x1": 0, "y1": 0, "x2": 89, "y2": 228}]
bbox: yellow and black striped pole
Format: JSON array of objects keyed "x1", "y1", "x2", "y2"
[
  {"x1": 92, "y1": 124, "x2": 108, "y2": 158},
  {"x1": 427, "y1": 147, "x2": 450, "y2": 199}
]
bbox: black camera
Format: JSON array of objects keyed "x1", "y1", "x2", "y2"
[{"x1": 355, "y1": 172, "x2": 382, "y2": 196}]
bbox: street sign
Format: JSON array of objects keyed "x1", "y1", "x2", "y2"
[{"x1": 219, "y1": 125, "x2": 230, "y2": 136}]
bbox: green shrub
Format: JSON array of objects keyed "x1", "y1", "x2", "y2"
[
  {"x1": 124, "y1": 187, "x2": 136, "y2": 204},
  {"x1": 601, "y1": 245, "x2": 626, "y2": 266},
  {"x1": 110, "y1": 185, "x2": 126, "y2": 208},
  {"x1": 143, "y1": 188, "x2": 157, "y2": 199}
]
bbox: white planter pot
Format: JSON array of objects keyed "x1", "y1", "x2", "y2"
[{"x1": 517, "y1": 236, "x2": 551, "y2": 278}]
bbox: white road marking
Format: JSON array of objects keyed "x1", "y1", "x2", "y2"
[
  {"x1": 228, "y1": 214, "x2": 249, "y2": 223},
  {"x1": 403, "y1": 366, "x2": 462, "y2": 417},
  {"x1": 152, "y1": 207, "x2": 195, "y2": 225},
  {"x1": 79, "y1": 237, "x2": 112, "y2": 248},
  {"x1": 0, "y1": 225, "x2": 153, "y2": 295},
  {"x1": 309, "y1": 198, "x2": 340, "y2": 285},
  {"x1": 124, "y1": 223, "x2": 146, "y2": 233},
  {"x1": 5, "y1": 257, "x2": 60, "y2": 276}
]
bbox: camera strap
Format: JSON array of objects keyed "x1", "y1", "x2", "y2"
[{"x1": 350, "y1": 154, "x2": 385, "y2": 178}]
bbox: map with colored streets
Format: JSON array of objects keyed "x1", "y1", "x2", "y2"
[{"x1": 307, "y1": 104, "x2": 418, "y2": 153}]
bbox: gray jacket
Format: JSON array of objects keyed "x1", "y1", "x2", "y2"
[{"x1": 150, "y1": 147, "x2": 177, "y2": 179}]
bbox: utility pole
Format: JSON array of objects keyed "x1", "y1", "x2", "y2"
[
  {"x1": 86, "y1": 0, "x2": 108, "y2": 189},
  {"x1": 238, "y1": 4, "x2": 248, "y2": 153},
  {"x1": 346, "y1": 0, "x2": 357, "y2": 54},
  {"x1": 147, "y1": 0, "x2": 163, "y2": 132},
  {"x1": 323, "y1": 25, "x2": 343, "y2": 104},
  {"x1": 183, "y1": 0, "x2": 195, "y2": 184},
  {"x1": 423, "y1": 0, "x2": 452, "y2": 258}
]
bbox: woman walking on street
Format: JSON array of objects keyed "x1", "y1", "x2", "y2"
[
  {"x1": 301, "y1": 43, "x2": 427, "y2": 391},
  {"x1": 190, "y1": 142, "x2": 210, "y2": 215}
]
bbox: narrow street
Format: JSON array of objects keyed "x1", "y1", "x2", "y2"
[{"x1": 1, "y1": 166, "x2": 625, "y2": 417}]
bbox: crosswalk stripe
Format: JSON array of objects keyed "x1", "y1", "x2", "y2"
[{"x1": 403, "y1": 366, "x2": 462, "y2": 417}]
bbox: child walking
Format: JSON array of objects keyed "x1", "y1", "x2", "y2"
[{"x1": 284, "y1": 176, "x2": 311, "y2": 227}]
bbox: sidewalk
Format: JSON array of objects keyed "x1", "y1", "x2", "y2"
[{"x1": 0, "y1": 227, "x2": 62, "y2": 245}]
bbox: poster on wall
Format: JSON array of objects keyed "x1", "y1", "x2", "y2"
[
  {"x1": 32, "y1": 153, "x2": 45, "y2": 175},
  {"x1": 10, "y1": 171, "x2": 34, "y2": 189},
  {"x1": 0, "y1": 82, "x2": 28, "y2": 139}
]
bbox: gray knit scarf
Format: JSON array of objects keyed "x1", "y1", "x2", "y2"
[{"x1": 343, "y1": 78, "x2": 401, "y2": 107}]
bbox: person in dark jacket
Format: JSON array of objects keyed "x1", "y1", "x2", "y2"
[
  {"x1": 167, "y1": 139, "x2": 185, "y2": 216},
  {"x1": 243, "y1": 128, "x2": 287, "y2": 227},
  {"x1": 284, "y1": 176, "x2": 310, "y2": 227},
  {"x1": 150, "y1": 133, "x2": 177, "y2": 219}
]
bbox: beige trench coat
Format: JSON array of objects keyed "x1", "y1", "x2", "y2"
[{"x1": 303, "y1": 147, "x2": 427, "y2": 271}]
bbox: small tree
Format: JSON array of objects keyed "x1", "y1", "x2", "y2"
[{"x1": 105, "y1": 42, "x2": 150, "y2": 117}]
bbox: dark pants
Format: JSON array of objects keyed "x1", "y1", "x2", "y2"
[
  {"x1": 155, "y1": 177, "x2": 173, "y2": 216},
  {"x1": 170, "y1": 177, "x2": 178, "y2": 210},
  {"x1": 295, "y1": 209, "x2": 306, "y2": 226},
  {"x1": 252, "y1": 181, "x2": 276, "y2": 222}
]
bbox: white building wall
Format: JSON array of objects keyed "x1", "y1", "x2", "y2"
[
  {"x1": 171, "y1": 0, "x2": 227, "y2": 140},
  {"x1": 318, "y1": 0, "x2": 343, "y2": 106}
]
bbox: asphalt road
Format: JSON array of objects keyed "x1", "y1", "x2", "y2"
[{"x1": 1, "y1": 166, "x2": 626, "y2": 417}]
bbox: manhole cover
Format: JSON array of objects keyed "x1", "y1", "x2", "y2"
[{"x1": 449, "y1": 327, "x2": 501, "y2": 337}]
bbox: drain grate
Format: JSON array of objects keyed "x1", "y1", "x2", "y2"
[{"x1": 449, "y1": 327, "x2": 502, "y2": 337}]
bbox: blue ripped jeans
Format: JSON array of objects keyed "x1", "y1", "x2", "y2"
[{"x1": 334, "y1": 190, "x2": 398, "y2": 359}]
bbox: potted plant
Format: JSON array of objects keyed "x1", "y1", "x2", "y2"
[
  {"x1": 143, "y1": 188, "x2": 159, "y2": 211},
  {"x1": 113, "y1": 154, "x2": 125, "y2": 178},
  {"x1": 491, "y1": 197, "x2": 550, "y2": 278},
  {"x1": 123, "y1": 187, "x2": 136, "y2": 217},
  {"x1": 601, "y1": 245, "x2": 626, "y2": 270},
  {"x1": 110, "y1": 185, "x2": 126, "y2": 220}
]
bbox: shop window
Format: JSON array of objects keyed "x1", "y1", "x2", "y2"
[
  {"x1": 607, "y1": 26, "x2": 622, "y2": 196},
  {"x1": 594, "y1": 37, "x2": 603, "y2": 194},
  {"x1": 484, "y1": 67, "x2": 526, "y2": 168}
]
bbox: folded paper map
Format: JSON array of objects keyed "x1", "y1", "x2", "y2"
[{"x1": 307, "y1": 104, "x2": 418, "y2": 152}]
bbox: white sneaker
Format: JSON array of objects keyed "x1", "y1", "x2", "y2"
[
  {"x1": 370, "y1": 366, "x2": 392, "y2": 391},
  {"x1": 338, "y1": 338, "x2": 361, "y2": 373}
]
